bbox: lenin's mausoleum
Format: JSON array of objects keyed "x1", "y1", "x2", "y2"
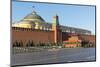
[{"x1": 12, "y1": 11, "x2": 95, "y2": 48}]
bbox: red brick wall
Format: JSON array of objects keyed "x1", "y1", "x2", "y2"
[
  {"x1": 78, "y1": 34, "x2": 95, "y2": 47},
  {"x1": 12, "y1": 27, "x2": 54, "y2": 46},
  {"x1": 62, "y1": 32, "x2": 69, "y2": 41},
  {"x1": 78, "y1": 35, "x2": 95, "y2": 42},
  {"x1": 12, "y1": 27, "x2": 95, "y2": 47}
]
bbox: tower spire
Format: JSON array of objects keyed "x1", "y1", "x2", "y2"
[
  {"x1": 52, "y1": 14, "x2": 59, "y2": 26},
  {"x1": 52, "y1": 14, "x2": 62, "y2": 44}
]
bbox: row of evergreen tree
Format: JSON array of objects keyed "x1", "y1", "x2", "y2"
[
  {"x1": 13, "y1": 40, "x2": 62, "y2": 47},
  {"x1": 13, "y1": 40, "x2": 94, "y2": 48}
]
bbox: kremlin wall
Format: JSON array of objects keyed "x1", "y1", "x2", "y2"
[
  {"x1": 12, "y1": 27, "x2": 55, "y2": 46},
  {"x1": 12, "y1": 11, "x2": 95, "y2": 48}
]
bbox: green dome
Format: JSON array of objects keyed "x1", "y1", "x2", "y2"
[{"x1": 23, "y1": 11, "x2": 45, "y2": 22}]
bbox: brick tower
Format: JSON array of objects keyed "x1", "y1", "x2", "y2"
[{"x1": 52, "y1": 14, "x2": 62, "y2": 44}]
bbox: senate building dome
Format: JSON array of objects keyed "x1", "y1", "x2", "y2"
[
  {"x1": 12, "y1": 11, "x2": 47, "y2": 29},
  {"x1": 23, "y1": 11, "x2": 45, "y2": 22}
]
